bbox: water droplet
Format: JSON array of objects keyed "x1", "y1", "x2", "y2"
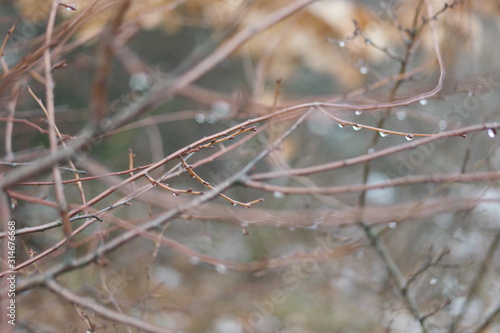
[
  {"x1": 460, "y1": 133, "x2": 467, "y2": 138},
  {"x1": 206, "y1": 114, "x2": 217, "y2": 124},
  {"x1": 359, "y1": 66, "x2": 368, "y2": 75},
  {"x1": 355, "y1": 110, "x2": 363, "y2": 116},
  {"x1": 487, "y1": 128, "x2": 496, "y2": 138},
  {"x1": 356, "y1": 251, "x2": 365, "y2": 259},
  {"x1": 215, "y1": 263, "x2": 227, "y2": 274},
  {"x1": 379, "y1": 131, "x2": 388, "y2": 138},
  {"x1": 273, "y1": 191, "x2": 285, "y2": 198},
  {"x1": 232, "y1": 202, "x2": 238, "y2": 206},
  {"x1": 405, "y1": 134, "x2": 414, "y2": 141},
  {"x1": 338, "y1": 123, "x2": 346, "y2": 128},
  {"x1": 388, "y1": 221, "x2": 397, "y2": 229},
  {"x1": 419, "y1": 99, "x2": 428, "y2": 106},
  {"x1": 195, "y1": 113, "x2": 206, "y2": 123},
  {"x1": 468, "y1": 91, "x2": 474, "y2": 97},
  {"x1": 172, "y1": 192, "x2": 179, "y2": 196},
  {"x1": 352, "y1": 124, "x2": 362, "y2": 131},
  {"x1": 189, "y1": 256, "x2": 200, "y2": 265},
  {"x1": 439, "y1": 120, "x2": 447, "y2": 130},
  {"x1": 367, "y1": 148, "x2": 375, "y2": 154},
  {"x1": 338, "y1": 41, "x2": 345, "y2": 48},
  {"x1": 430, "y1": 277, "x2": 439, "y2": 285},
  {"x1": 396, "y1": 110, "x2": 406, "y2": 120}
]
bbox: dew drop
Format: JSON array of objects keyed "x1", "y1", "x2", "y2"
[
  {"x1": 359, "y1": 66, "x2": 368, "y2": 75},
  {"x1": 396, "y1": 110, "x2": 406, "y2": 120},
  {"x1": 439, "y1": 120, "x2": 447, "y2": 130},
  {"x1": 429, "y1": 277, "x2": 439, "y2": 285},
  {"x1": 487, "y1": 128, "x2": 496, "y2": 138},
  {"x1": 129, "y1": 72, "x2": 152, "y2": 91},
  {"x1": 460, "y1": 133, "x2": 467, "y2": 138},
  {"x1": 189, "y1": 256, "x2": 201, "y2": 265},
  {"x1": 468, "y1": 91, "x2": 474, "y2": 97},
  {"x1": 215, "y1": 263, "x2": 227, "y2": 274},
  {"x1": 352, "y1": 124, "x2": 362, "y2": 131},
  {"x1": 379, "y1": 131, "x2": 388, "y2": 138},
  {"x1": 405, "y1": 134, "x2": 414, "y2": 141},
  {"x1": 338, "y1": 41, "x2": 345, "y2": 48},
  {"x1": 195, "y1": 113, "x2": 206, "y2": 123},
  {"x1": 273, "y1": 191, "x2": 285, "y2": 198},
  {"x1": 172, "y1": 192, "x2": 180, "y2": 196},
  {"x1": 355, "y1": 110, "x2": 363, "y2": 116},
  {"x1": 367, "y1": 148, "x2": 375, "y2": 154},
  {"x1": 419, "y1": 99, "x2": 428, "y2": 106},
  {"x1": 356, "y1": 251, "x2": 365, "y2": 259},
  {"x1": 388, "y1": 221, "x2": 397, "y2": 229},
  {"x1": 338, "y1": 123, "x2": 346, "y2": 128},
  {"x1": 232, "y1": 202, "x2": 238, "y2": 206}
]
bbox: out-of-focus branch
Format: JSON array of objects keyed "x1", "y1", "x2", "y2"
[
  {"x1": 45, "y1": 279, "x2": 180, "y2": 333},
  {"x1": 449, "y1": 230, "x2": 500, "y2": 332},
  {"x1": 243, "y1": 171, "x2": 500, "y2": 195}
]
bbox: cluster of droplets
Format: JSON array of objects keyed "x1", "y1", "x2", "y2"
[
  {"x1": 195, "y1": 113, "x2": 217, "y2": 124},
  {"x1": 337, "y1": 121, "x2": 417, "y2": 141}
]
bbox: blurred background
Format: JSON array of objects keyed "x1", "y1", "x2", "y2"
[{"x1": 1, "y1": 0, "x2": 500, "y2": 332}]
